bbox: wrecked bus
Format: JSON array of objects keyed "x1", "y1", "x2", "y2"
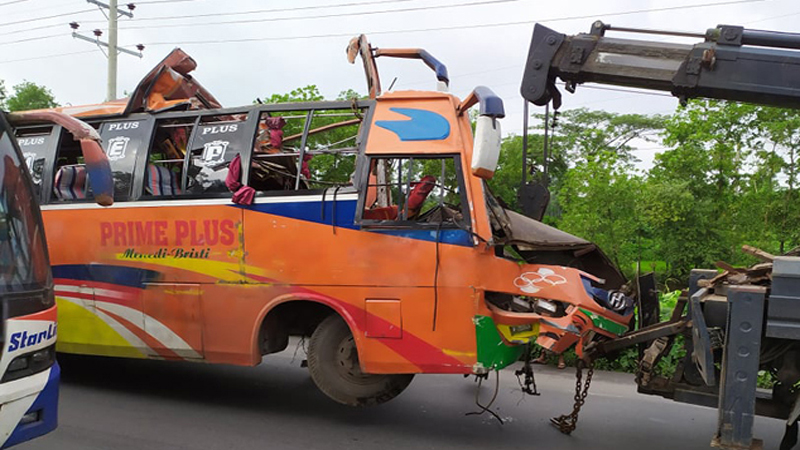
[{"x1": 13, "y1": 36, "x2": 634, "y2": 407}]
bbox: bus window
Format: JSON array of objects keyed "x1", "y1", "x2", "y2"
[
  {"x1": 0, "y1": 131, "x2": 50, "y2": 291},
  {"x1": 250, "y1": 113, "x2": 299, "y2": 191},
  {"x1": 98, "y1": 119, "x2": 150, "y2": 201},
  {"x1": 249, "y1": 107, "x2": 363, "y2": 193},
  {"x1": 360, "y1": 155, "x2": 469, "y2": 226},
  {"x1": 15, "y1": 126, "x2": 56, "y2": 202},
  {"x1": 185, "y1": 114, "x2": 249, "y2": 195},
  {"x1": 144, "y1": 118, "x2": 193, "y2": 197},
  {"x1": 51, "y1": 126, "x2": 97, "y2": 202}
]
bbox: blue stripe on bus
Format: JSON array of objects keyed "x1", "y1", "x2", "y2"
[
  {"x1": 3, "y1": 363, "x2": 59, "y2": 449},
  {"x1": 237, "y1": 199, "x2": 474, "y2": 247},
  {"x1": 237, "y1": 199, "x2": 359, "y2": 229},
  {"x1": 368, "y1": 229, "x2": 473, "y2": 246},
  {"x1": 51, "y1": 265, "x2": 160, "y2": 288}
]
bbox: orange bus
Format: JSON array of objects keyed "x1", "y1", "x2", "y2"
[{"x1": 15, "y1": 37, "x2": 633, "y2": 406}]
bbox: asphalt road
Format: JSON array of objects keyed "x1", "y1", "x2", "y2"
[{"x1": 20, "y1": 344, "x2": 788, "y2": 450}]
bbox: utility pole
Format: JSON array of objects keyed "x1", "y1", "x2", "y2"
[
  {"x1": 70, "y1": 1, "x2": 143, "y2": 102},
  {"x1": 107, "y1": 0, "x2": 118, "y2": 102}
]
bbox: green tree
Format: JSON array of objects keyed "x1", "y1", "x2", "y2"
[
  {"x1": 545, "y1": 109, "x2": 664, "y2": 274},
  {"x1": 5, "y1": 80, "x2": 58, "y2": 112},
  {"x1": 649, "y1": 100, "x2": 770, "y2": 279},
  {"x1": 0, "y1": 80, "x2": 6, "y2": 110},
  {"x1": 751, "y1": 106, "x2": 800, "y2": 252},
  {"x1": 486, "y1": 133, "x2": 546, "y2": 210}
]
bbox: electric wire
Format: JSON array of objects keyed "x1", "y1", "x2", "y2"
[
  {"x1": 0, "y1": 8, "x2": 95, "y2": 28},
  {"x1": 134, "y1": 0, "x2": 199, "y2": 3},
  {"x1": 0, "y1": 32, "x2": 65, "y2": 47},
  {"x1": 115, "y1": 0, "x2": 520, "y2": 31},
  {"x1": 0, "y1": 23, "x2": 57, "y2": 38},
  {"x1": 122, "y1": 0, "x2": 767, "y2": 47},
  {"x1": 0, "y1": 0, "x2": 27, "y2": 7},
  {"x1": 81, "y1": 0, "x2": 419, "y2": 24},
  {"x1": 465, "y1": 371, "x2": 504, "y2": 424},
  {"x1": 0, "y1": 49, "x2": 97, "y2": 64}
]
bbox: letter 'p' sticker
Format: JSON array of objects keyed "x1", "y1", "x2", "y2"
[{"x1": 375, "y1": 108, "x2": 450, "y2": 141}]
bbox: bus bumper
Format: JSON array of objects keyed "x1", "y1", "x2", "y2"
[{"x1": 1, "y1": 362, "x2": 59, "y2": 449}]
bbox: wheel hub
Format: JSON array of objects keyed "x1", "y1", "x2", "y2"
[{"x1": 335, "y1": 336, "x2": 367, "y2": 379}]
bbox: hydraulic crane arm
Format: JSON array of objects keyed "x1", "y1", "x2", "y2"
[{"x1": 521, "y1": 21, "x2": 800, "y2": 110}]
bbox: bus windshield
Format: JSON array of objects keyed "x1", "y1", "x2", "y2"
[{"x1": 0, "y1": 128, "x2": 50, "y2": 293}]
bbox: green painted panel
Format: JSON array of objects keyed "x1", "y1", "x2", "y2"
[
  {"x1": 579, "y1": 308, "x2": 628, "y2": 336},
  {"x1": 474, "y1": 315, "x2": 524, "y2": 370}
]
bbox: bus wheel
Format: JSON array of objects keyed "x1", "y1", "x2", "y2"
[{"x1": 308, "y1": 314, "x2": 413, "y2": 406}]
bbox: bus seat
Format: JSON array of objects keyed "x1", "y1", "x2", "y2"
[
  {"x1": 146, "y1": 164, "x2": 181, "y2": 196},
  {"x1": 363, "y1": 205, "x2": 398, "y2": 220},
  {"x1": 53, "y1": 165, "x2": 88, "y2": 200},
  {"x1": 407, "y1": 175, "x2": 436, "y2": 218}
]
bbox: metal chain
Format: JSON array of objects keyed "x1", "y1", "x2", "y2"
[{"x1": 550, "y1": 360, "x2": 594, "y2": 435}]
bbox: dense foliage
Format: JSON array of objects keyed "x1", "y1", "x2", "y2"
[
  {"x1": 503, "y1": 100, "x2": 800, "y2": 287},
  {"x1": 0, "y1": 80, "x2": 58, "y2": 112}
]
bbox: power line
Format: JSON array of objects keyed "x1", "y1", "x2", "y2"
[
  {"x1": 0, "y1": 8, "x2": 95, "y2": 28},
  {"x1": 124, "y1": 0, "x2": 766, "y2": 47},
  {"x1": 744, "y1": 10, "x2": 800, "y2": 26},
  {"x1": 0, "y1": 32, "x2": 65, "y2": 47},
  {"x1": 0, "y1": 22, "x2": 53, "y2": 37},
  {"x1": 82, "y1": 0, "x2": 418, "y2": 24},
  {"x1": 115, "y1": 0, "x2": 520, "y2": 31},
  {"x1": 0, "y1": 49, "x2": 98, "y2": 64},
  {"x1": 0, "y1": 1, "x2": 86, "y2": 22},
  {"x1": 0, "y1": 0, "x2": 27, "y2": 7},
  {"x1": 135, "y1": 0, "x2": 198, "y2": 3}
]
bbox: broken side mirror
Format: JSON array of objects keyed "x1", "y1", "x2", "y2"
[
  {"x1": 457, "y1": 86, "x2": 505, "y2": 180},
  {"x1": 472, "y1": 115, "x2": 502, "y2": 179}
]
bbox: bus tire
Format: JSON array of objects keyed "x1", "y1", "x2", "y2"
[{"x1": 307, "y1": 314, "x2": 413, "y2": 407}]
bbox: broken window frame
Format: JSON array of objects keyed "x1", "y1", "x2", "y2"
[
  {"x1": 247, "y1": 101, "x2": 372, "y2": 195},
  {"x1": 14, "y1": 100, "x2": 375, "y2": 204},
  {"x1": 355, "y1": 153, "x2": 471, "y2": 230},
  {"x1": 141, "y1": 116, "x2": 195, "y2": 199}
]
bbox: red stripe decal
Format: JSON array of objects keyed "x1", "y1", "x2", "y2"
[
  {"x1": 244, "y1": 273, "x2": 467, "y2": 371},
  {"x1": 98, "y1": 308, "x2": 180, "y2": 360}
]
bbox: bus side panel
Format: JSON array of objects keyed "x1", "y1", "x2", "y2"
[
  {"x1": 315, "y1": 286, "x2": 477, "y2": 374},
  {"x1": 44, "y1": 203, "x2": 244, "y2": 360},
  {"x1": 199, "y1": 283, "x2": 269, "y2": 365},
  {"x1": 241, "y1": 202, "x2": 478, "y2": 374}
]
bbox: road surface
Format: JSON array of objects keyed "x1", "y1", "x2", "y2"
[{"x1": 21, "y1": 345, "x2": 787, "y2": 450}]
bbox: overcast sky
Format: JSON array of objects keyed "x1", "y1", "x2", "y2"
[{"x1": 1, "y1": 0, "x2": 798, "y2": 167}]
